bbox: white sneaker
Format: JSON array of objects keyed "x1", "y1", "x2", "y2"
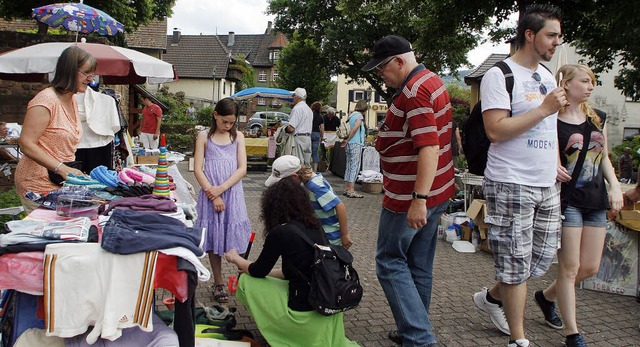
[
  {"x1": 473, "y1": 287, "x2": 510, "y2": 335},
  {"x1": 507, "y1": 339, "x2": 530, "y2": 347}
]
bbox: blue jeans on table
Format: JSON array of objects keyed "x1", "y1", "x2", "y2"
[
  {"x1": 102, "y1": 209, "x2": 204, "y2": 256},
  {"x1": 311, "y1": 132, "x2": 321, "y2": 163},
  {"x1": 376, "y1": 201, "x2": 447, "y2": 347}
]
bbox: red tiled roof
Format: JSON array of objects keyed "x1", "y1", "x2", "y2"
[{"x1": 126, "y1": 19, "x2": 168, "y2": 50}]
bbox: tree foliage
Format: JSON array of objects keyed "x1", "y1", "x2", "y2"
[
  {"x1": 275, "y1": 34, "x2": 334, "y2": 104},
  {"x1": 268, "y1": 0, "x2": 639, "y2": 100},
  {"x1": 0, "y1": 0, "x2": 175, "y2": 34},
  {"x1": 230, "y1": 54, "x2": 255, "y2": 93}
]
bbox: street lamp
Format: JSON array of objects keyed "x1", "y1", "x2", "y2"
[{"x1": 212, "y1": 67, "x2": 217, "y2": 106}]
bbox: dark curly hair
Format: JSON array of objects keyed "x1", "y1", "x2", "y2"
[{"x1": 260, "y1": 176, "x2": 320, "y2": 235}]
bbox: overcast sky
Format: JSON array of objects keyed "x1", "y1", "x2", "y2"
[{"x1": 167, "y1": 0, "x2": 510, "y2": 70}]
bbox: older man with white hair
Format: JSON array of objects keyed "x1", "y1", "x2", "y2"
[{"x1": 286, "y1": 87, "x2": 313, "y2": 166}]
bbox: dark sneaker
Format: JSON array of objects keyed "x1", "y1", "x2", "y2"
[
  {"x1": 534, "y1": 290, "x2": 563, "y2": 329},
  {"x1": 388, "y1": 330, "x2": 402, "y2": 345},
  {"x1": 566, "y1": 334, "x2": 587, "y2": 347}
]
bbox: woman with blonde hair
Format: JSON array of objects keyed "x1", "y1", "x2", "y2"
[
  {"x1": 533, "y1": 64, "x2": 623, "y2": 347},
  {"x1": 341, "y1": 100, "x2": 368, "y2": 198}
]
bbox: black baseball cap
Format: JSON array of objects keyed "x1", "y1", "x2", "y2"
[{"x1": 362, "y1": 35, "x2": 413, "y2": 71}]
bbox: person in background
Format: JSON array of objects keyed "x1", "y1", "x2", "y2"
[
  {"x1": 533, "y1": 65, "x2": 623, "y2": 347},
  {"x1": 186, "y1": 102, "x2": 197, "y2": 121},
  {"x1": 286, "y1": 88, "x2": 313, "y2": 166},
  {"x1": 341, "y1": 100, "x2": 367, "y2": 198},
  {"x1": 471, "y1": 5, "x2": 566, "y2": 347},
  {"x1": 265, "y1": 155, "x2": 353, "y2": 249},
  {"x1": 224, "y1": 177, "x2": 359, "y2": 347},
  {"x1": 16, "y1": 46, "x2": 95, "y2": 214},
  {"x1": 193, "y1": 98, "x2": 251, "y2": 304},
  {"x1": 617, "y1": 147, "x2": 632, "y2": 183},
  {"x1": 0, "y1": 122, "x2": 18, "y2": 161},
  {"x1": 310, "y1": 101, "x2": 324, "y2": 172},
  {"x1": 362, "y1": 34, "x2": 455, "y2": 346},
  {"x1": 139, "y1": 95, "x2": 163, "y2": 149},
  {"x1": 323, "y1": 107, "x2": 340, "y2": 131}
]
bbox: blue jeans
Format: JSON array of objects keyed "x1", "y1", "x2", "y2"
[
  {"x1": 311, "y1": 132, "x2": 321, "y2": 163},
  {"x1": 376, "y1": 202, "x2": 447, "y2": 346}
]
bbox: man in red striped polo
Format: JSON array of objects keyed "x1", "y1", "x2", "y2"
[{"x1": 362, "y1": 35, "x2": 455, "y2": 346}]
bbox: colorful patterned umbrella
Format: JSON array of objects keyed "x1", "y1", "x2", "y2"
[{"x1": 32, "y1": 1, "x2": 124, "y2": 36}]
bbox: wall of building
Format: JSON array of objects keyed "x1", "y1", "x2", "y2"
[
  {"x1": 164, "y1": 78, "x2": 234, "y2": 105},
  {"x1": 335, "y1": 74, "x2": 387, "y2": 128}
]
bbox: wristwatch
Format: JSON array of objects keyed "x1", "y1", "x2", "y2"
[{"x1": 412, "y1": 191, "x2": 428, "y2": 200}]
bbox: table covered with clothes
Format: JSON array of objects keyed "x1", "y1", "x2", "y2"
[{"x1": 0, "y1": 185, "x2": 207, "y2": 346}]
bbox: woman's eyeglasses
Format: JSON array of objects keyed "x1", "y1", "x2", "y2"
[
  {"x1": 78, "y1": 70, "x2": 96, "y2": 79},
  {"x1": 532, "y1": 72, "x2": 548, "y2": 95}
]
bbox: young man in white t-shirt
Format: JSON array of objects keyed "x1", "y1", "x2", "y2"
[{"x1": 471, "y1": 5, "x2": 568, "y2": 347}]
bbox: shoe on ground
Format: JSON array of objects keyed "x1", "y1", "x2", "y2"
[
  {"x1": 388, "y1": 330, "x2": 402, "y2": 345},
  {"x1": 534, "y1": 290, "x2": 564, "y2": 329},
  {"x1": 473, "y1": 287, "x2": 510, "y2": 335},
  {"x1": 507, "y1": 338, "x2": 530, "y2": 347},
  {"x1": 345, "y1": 191, "x2": 364, "y2": 198},
  {"x1": 387, "y1": 330, "x2": 439, "y2": 346},
  {"x1": 566, "y1": 334, "x2": 587, "y2": 347}
]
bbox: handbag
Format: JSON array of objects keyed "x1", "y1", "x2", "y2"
[{"x1": 48, "y1": 161, "x2": 83, "y2": 185}]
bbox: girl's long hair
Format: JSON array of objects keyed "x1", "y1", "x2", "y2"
[
  {"x1": 557, "y1": 64, "x2": 602, "y2": 130},
  {"x1": 208, "y1": 98, "x2": 238, "y2": 141},
  {"x1": 260, "y1": 176, "x2": 320, "y2": 236}
]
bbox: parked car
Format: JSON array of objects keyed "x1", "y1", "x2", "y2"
[{"x1": 246, "y1": 111, "x2": 289, "y2": 132}]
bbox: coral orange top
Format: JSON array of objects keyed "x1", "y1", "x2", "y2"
[{"x1": 15, "y1": 87, "x2": 82, "y2": 196}]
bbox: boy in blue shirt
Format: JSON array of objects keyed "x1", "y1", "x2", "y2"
[{"x1": 265, "y1": 155, "x2": 352, "y2": 248}]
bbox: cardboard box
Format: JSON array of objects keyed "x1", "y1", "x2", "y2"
[
  {"x1": 617, "y1": 203, "x2": 640, "y2": 231},
  {"x1": 480, "y1": 239, "x2": 492, "y2": 253},
  {"x1": 466, "y1": 199, "x2": 488, "y2": 228},
  {"x1": 459, "y1": 221, "x2": 473, "y2": 242},
  {"x1": 135, "y1": 155, "x2": 160, "y2": 165}
]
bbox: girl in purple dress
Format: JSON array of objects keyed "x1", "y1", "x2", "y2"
[{"x1": 194, "y1": 98, "x2": 251, "y2": 303}]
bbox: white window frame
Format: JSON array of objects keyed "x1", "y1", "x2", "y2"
[
  {"x1": 257, "y1": 98, "x2": 266, "y2": 106},
  {"x1": 353, "y1": 90, "x2": 366, "y2": 101},
  {"x1": 258, "y1": 70, "x2": 267, "y2": 82}
]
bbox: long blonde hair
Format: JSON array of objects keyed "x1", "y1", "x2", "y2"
[{"x1": 557, "y1": 64, "x2": 602, "y2": 130}]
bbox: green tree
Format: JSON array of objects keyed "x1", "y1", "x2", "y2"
[
  {"x1": 231, "y1": 54, "x2": 255, "y2": 92},
  {"x1": 275, "y1": 34, "x2": 334, "y2": 104},
  {"x1": 446, "y1": 84, "x2": 471, "y2": 125},
  {"x1": 0, "y1": 0, "x2": 175, "y2": 34},
  {"x1": 268, "y1": 0, "x2": 640, "y2": 102}
]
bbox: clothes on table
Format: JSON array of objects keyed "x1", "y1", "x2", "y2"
[
  {"x1": 0, "y1": 218, "x2": 94, "y2": 247},
  {"x1": 100, "y1": 194, "x2": 177, "y2": 215},
  {"x1": 43, "y1": 243, "x2": 158, "y2": 344},
  {"x1": 101, "y1": 209, "x2": 205, "y2": 257}
]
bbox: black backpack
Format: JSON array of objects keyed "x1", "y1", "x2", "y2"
[
  {"x1": 292, "y1": 225, "x2": 363, "y2": 316},
  {"x1": 462, "y1": 61, "x2": 514, "y2": 176}
]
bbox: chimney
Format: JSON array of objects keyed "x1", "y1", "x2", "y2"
[
  {"x1": 172, "y1": 28, "x2": 181, "y2": 44},
  {"x1": 265, "y1": 21, "x2": 272, "y2": 35},
  {"x1": 228, "y1": 32, "x2": 235, "y2": 47}
]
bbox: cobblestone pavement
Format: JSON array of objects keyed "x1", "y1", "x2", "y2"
[{"x1": 174, "y1": 162, "x2": 640, "y2": 347}]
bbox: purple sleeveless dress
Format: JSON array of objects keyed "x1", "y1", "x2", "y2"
[{"x1": 196, "y1": 138, "x2": 251, "y2": 255}]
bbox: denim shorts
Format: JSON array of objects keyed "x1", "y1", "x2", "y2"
[{"x1": 562, "y1": 205, "x2": 607, "y2": 228}]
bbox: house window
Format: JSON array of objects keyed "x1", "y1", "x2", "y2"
[
  {"x1": 272, "y1": 70, "x2": 278, "y2": 81},
  {"x1": 353, "y1": 90, "x2": 366, "y2": 101},
  {"x1": 257, "y1": 98, "x2": 266, "y2": 106},
  {"x1": 269, "y1": 50, "x2": 279, "y2": 62},
  {"x1": 623, "y1": 127, "x2": 640, "y2": 140},
  {"x1": 223, "y1": 81, "x2": 226, "y2": 94},
  {"x1": 258, "y1": 70, "x2": 267, "y2": 82}
]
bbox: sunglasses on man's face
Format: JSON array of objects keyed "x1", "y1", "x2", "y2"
[
  {"x1": 532, "y1": 72, "x2": 548, "y2": 95},
  {"x1": 375, "y1": 56, "x2": 396, "y2": 72}
]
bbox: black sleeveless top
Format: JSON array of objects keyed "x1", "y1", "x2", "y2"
[{"x1": 557, "y1": 109, "x2": 609, "y2": 210}]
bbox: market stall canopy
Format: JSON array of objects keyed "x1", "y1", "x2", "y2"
[
  {"x1": 0, "y1": 42, "x2": 176, "y2": 85},
  {"x1": 32, "y1": 1, "x2": 124, "y2": 39},
  {"x1": 231, "y1": 87, "x2": 294, "y2": 102}
]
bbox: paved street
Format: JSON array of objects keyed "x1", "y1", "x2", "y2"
[{"x1": 175, "y1": 162, "x2": 640, "y2": 347}]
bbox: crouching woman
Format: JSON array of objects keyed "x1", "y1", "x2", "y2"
[{"x1": 224, "y1": 177, "x2": 359, "y2": 346}]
